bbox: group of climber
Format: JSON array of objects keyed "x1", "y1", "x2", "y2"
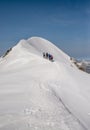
[{"x1": 43, "y1": 52, "x2": 54, "y2": 61}]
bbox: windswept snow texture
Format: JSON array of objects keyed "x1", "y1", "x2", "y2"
[{"x1": 0, "y1": 37, "x2": 90, "y2": 130}]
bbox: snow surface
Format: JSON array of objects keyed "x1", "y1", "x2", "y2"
[{"x1": 0, "y1": 37, "x2": 90, "y2": 130}]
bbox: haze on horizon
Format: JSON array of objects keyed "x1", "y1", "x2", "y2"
[{"x1": 0, "y1": 0, "x2": 90, "y2": 59}]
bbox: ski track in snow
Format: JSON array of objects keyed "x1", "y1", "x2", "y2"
[
  {"x1": 0, "y1": 37, "x2": 89, "y2": 130},
  {"x1": 0, "y1": 81, "x2": 86, "y2": 130}
]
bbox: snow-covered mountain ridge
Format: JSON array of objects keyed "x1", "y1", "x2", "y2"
[
  {"x1": 0, "y1": 37, "x2": 70, "y2": 70},
  {"x1": 0, "y1": 37, "x2": 90, "y2": 130}
]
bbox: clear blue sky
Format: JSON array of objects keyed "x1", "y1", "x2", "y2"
[{"x1": 0, "y1": 0, "x2": 90, "y2": 59}]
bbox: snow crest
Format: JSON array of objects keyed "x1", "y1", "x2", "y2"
[{"x1": 0, "y1": 37, "x2": 90, "y2": 130}]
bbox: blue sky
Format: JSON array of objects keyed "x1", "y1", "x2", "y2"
[{"x1": 0, "y1": 0, "x2": 90, "y2": 59}]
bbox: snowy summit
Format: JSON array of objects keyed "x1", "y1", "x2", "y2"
[{"x1": 0, "y1": 37, "x2": 90, "y2": 130}]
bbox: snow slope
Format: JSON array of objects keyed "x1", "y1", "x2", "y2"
[{"x1": 0, "y1": 37, "x2": 90, "y2": 130}]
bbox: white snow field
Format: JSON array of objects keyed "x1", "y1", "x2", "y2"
[{"x1": 0, "y1": 37, "x2": 90, "y2": 130}]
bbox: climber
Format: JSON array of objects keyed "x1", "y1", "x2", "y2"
[
  {"x1": 46, "y1": 52, "x2": 49, "y2": 59},
  {"x1": 49, "y1": 54, "x2": 53, "y2": 61},
  {"x1": 43, "y1": 52, "x2": 45, "y2": 58}
]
